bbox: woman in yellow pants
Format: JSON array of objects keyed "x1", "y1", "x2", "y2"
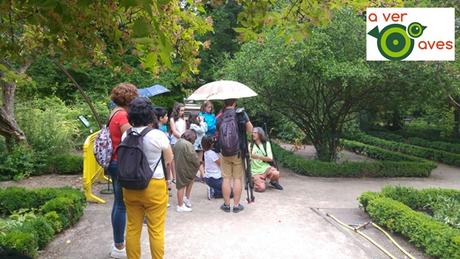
[{"x1": 121, "y1": 97, "x2": 174, "y2": 259}]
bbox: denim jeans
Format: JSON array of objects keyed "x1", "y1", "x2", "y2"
[
  {"x1": 205, "y1": 177, "x2": 223, "y2": 198},
  {"x1": 108, "y1": 160, "x2": 126, "y2": 245}
]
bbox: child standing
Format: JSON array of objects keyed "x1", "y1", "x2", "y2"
[
  {"x1": 201, "y1": 135, "x2": 223, "y2": 200},
  {"x1": 174, "y1": 130, "x2": 201, "y2": 212},
  {"x1": 199, "y1": 101, "x2": 216, "y2": 136},
  {"x1": 189, "y1": 114, "x2": 207, "y2": 181}
]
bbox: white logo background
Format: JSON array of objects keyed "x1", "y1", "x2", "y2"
[{"x1": 366, "y1": 8, "x2": 455, "y2": 61}]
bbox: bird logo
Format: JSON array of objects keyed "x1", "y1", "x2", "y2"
[{"x1": 368, "y1": 22, "x2": 427, "y2": 61}]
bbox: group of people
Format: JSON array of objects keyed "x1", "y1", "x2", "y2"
[{"x1": 105, "y1": 82, "x2": 283, "y2": 259}]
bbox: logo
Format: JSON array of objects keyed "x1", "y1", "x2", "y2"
[{"x1": 366, "y1": 8, "x2": 455, "y2": 61}]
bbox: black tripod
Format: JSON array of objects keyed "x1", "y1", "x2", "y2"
[{"x1": 238, "y1": 110, "x2": 255, "y2": 204}]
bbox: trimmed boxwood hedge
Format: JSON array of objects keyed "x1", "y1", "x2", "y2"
[
  {"x1": 0, "y1": 187, "x2": 86, "y2": 258},
  {"x1": 47, "y1": 154, "x2": 83, "y2": 175},
  {"x1": 369, "y1": 131, "x2": 460, "y2": 154},
  {"x1": 359, "y1": 190, "x2": 460, "y2": 259},
  {"x1": 348, "y1": 133, "x2": 460, "y2": 166},
  {"x1": 273, "y1": 144, "x2": 435, "y2": 177}
]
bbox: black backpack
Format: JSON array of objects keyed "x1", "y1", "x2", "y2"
[
  {"x1": 117, "y1": 128, "x2": 162, "y2": 189},
  {"x1": 218, "y1": 109, "x2": 240, "y2": 156}
]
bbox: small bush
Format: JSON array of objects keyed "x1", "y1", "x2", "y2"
[
  {"x1": 0, "y1": 230, "x2": 38, "y2": 258},
  {"x1": 273, "y1": 144, "x2": 434, "y2": 177},
  {"x1": 348, "y1": 132, "x2": 460, "y2": 166},
  {"x1": 0, "y1": 145, "x2": 35, "y2": 181},
  {"x1": 369, "y1": 131, "x2": 460, "y2": 154},
  {"x1": 21, "y1": 216, "x2": 55, "y2": 249},
  {"x1": 47, "y1": 154, "x2": 83, "y2": 175},
  {"x1": 0, "y1": 187, "x2": 86, "y2": 257},
  {"x1": 361, "y1": 193, "x2": 460, "y2": 259}
]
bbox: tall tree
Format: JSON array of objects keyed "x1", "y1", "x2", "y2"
[
  {"x1": 221, "y1": 9, "x2": 444, "y2": 161},
  {"x1": 0, "y1": 0, "x2": 212, "y2": 146}
]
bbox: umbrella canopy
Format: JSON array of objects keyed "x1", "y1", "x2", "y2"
[
  {"x1": 138, "y1": 84, "x2": 169, "y2": 97},
  {"x1": 187, "y1": 80, "x2": 257, "y2": 101}
]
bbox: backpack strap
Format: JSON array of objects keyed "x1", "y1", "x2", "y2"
[
  {"x1": 107, "y1": 109, "x2": 123, "y2": 127},
  {"x1": 140, "y1": 127, "x2": 153, "y2": 136}
]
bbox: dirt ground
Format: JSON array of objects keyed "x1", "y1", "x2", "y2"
[{"x1": 1, "y1": 146, "x2": 459, "y2": 259}]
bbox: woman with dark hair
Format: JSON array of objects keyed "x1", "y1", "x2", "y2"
[
  {"x1": 199, "y1": 100, "x2": 216, "y2": 136},
  {"x1": 169, "y1": 103, "x2": 186, "y2": 183},
  {"x1": 250, "y1": 127, "x2": 283, "y2": 192},
  {"x1": 173, "y1": 129, "x2": 201, "y2": 212},
  {"x1": 121, "y1": 97, "x2": 173, "y2": 259},
  {"x1": 107, "y1": 82, "x2": 138, "y2": 258}
]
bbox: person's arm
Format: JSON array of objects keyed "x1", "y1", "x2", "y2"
[
  {"x1": 245, "y1": 121, "x2": 253, "y2": 135},
  {"x1": 120, "y1": 123, "x2": 131, "y2": 134},
  {"x1": 163, "y1": 146, "x2": 173, "y2": 164},
  {"x1": 252, "y1": 143, "x2": 273, "y2": 162},
  {"x1": 170, "y1": 118, "x2": 181, "y2": 138},
  {"x1": 214, "y1": 157, "x2": 221, "y2": 167}
]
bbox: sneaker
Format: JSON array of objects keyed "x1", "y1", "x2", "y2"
[
  {"x1": 233, "y1": 204, "x2": 244, "y2": 213},
  {"x1": 220, "y1": 203, "x2": 231, "y2": 213},
  {"x1": 206, "y1": 186, "x2": 212, "y2": 200},
  {"x1": 172, "y1": 178, "x2": 176, "y2": 184},
  {"x1": 167, "y1": 203, "x2": 170, "y2": 208},
  {"x1": 183, "y1": 197, "x2": 192, "y2": 208},
  {"x1": 110, "y1": 244, "x2": 126, "y2": 258},
  {"x1": 176, "y1": 204, "x2": 192, "y2": 212},
  {"x1": 270, "y1": 181, "x2": 284, "y2": 190}
]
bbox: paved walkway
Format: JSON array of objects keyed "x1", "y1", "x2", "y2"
[{"x1": 3, "y1": 147, "x2": 459, "y2": 259}]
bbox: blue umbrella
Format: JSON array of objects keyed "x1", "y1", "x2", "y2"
[{"x1": 138, "y1": 84, "x2": 170, "y2": 97}]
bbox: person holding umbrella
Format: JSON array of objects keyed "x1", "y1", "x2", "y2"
[{"x1": 188, "y1": 80, "x2": 257, "y2": 213}]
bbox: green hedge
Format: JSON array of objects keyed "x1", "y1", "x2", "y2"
[
  {"x1": 342, "y1": 140, "x2": 426, "y2": 162},
  {"x1": 0, "y1": 187, "x2": 86, "y2": 257},
  {"x1": 348, "y1": 133, "x2": 460, "y2": 166},
  {"x1": 47, "y1": 154, "x2": 83, "y2": 175},
  {"x1": 369, "y1": 131, "x2": 460, "y2": 154},
  {"x1": 273, "y1": 144, "x2": 434, "y2": 177},
  {"x1": 359, "y1": 191, "x2": 460, "y2": 259}
]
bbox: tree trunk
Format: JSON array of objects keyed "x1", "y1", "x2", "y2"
[
  {"x1": 453, "y1": 107, "x2": 460, "y2": 139},
  {"x1": 55, "y1": 61, "x2": 103, "y2": 129},
  {"x1": 312, "y1": 131, "x2": 340, "y2": 162},
  {"x1": 0, "y1": 62, "x2": 30, "y2": 149}
]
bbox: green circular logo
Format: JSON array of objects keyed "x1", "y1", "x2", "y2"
[
  {"x1": 407, "y1": 22, "x2": 425, "y2": 38},
  {"x1": 378, "y1": 24, "x2": 414, "y2": 61}
]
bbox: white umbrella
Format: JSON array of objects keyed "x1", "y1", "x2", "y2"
[{"x1": 187, "y1": 80, "x2": 257, "y2": 101}]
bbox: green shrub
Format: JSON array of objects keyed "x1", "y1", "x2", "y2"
[
  {"x1": 361, "y1": 195, "x2": 460, "y2": 259},
  {"x1": 380, "y1": 186, "x2": 460, "y2": 229},
  {"x1": 47, "y1": 154, "x2": 83, "y2": 174},
  {"x1": 21, "y1": 216, "x2": 55, "y2": 249},
  {"x1": 342, "y1": 140, "x2": 425, "y2": 162},
  {"x1": 16, "y1": 98, "x2": 79, "y2": 156},
  {"x1": 273, "y1": 144, "x2": 434, "y2": 177},
  {"x1": 0, "y1": 187, "x2": 86, "y2": 257},
  {"x1": 0, "y1": 187, "x2": 40, "y2": 216},
  {"x1": 0, "y1": 145, "x2": 36, "y2": 181},
  {"x1": 348, "y1": 132, "x2": 460, "y2": 166},
  {"x1": 369, "y1": 131, "x2": 460, "y2": 154},
  {"x1": 0, "y1": 230, "x2": 38, "y2": 258},
  {"x1": 44, "y1": 211, "x2": 63, "y2": 233}
]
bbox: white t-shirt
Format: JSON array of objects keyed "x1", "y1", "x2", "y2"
[
  {"x1": 121, "y1": 127, "x2": 170, "y2": 179},
  {"x1": 170, "y1": 118, "x2": 186, "y2": 145},
  {"x1": 204, "y1": 150, "x2": 221, "y2": 179}
]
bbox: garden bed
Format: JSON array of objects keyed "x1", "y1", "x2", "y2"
[
  {"x1": 347, "y1": 132, "x2": 460, "y2": 166},
  {"x1": 359, "y1": 186, "x2": 460, "y2": 259},
  {"x1": 0, "y1": 187, "x2": 86, "y2": 258},
  {"x1": 273, "y1": 143, "x2": 435, "y2": 177}
]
